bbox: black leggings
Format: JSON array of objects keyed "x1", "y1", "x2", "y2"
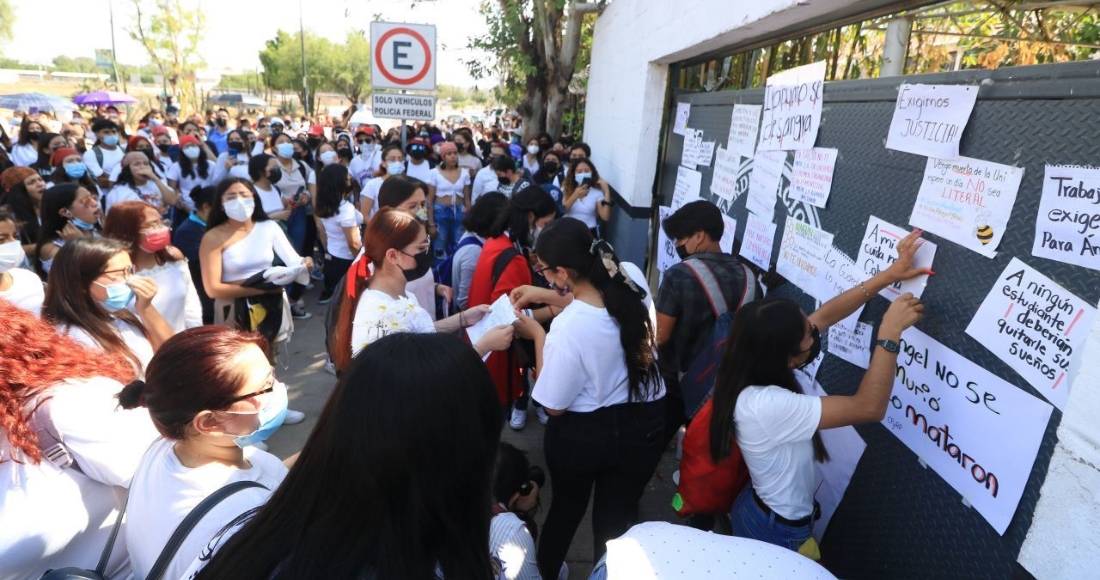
[
  {"x1": 322, "y1": 255, "x2": 353, "y2": 299},
  {"x1": 537, "y1": 399, "x2": 665, "y2": 578}
]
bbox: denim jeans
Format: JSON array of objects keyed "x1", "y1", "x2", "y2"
[
  {"x1": 729, "y1": 484, "x2": 813, "y2": 552},
  {"x1": 432, "y1": 202, "x2": 465, "y2": 259},
  {"x1": 285, "y1": 206, "x2": 307, "y2": 254}
]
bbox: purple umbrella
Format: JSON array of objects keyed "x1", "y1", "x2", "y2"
[{"x1": 72, "y1": 91, "x2": 139, "y2": 106}]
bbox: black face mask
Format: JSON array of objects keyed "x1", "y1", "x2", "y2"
[
  {"x1": 409, "y1": 148, "x2": 426, "y2": 160},
  {"x1": 543, "y1": 162, "x2": 559, "y2": 175},
  {"x1": 293, "y1": 152, "x2": 303, "y2": 161},
  {"x1": 401, "y1": 249, "x2": 432, "y2": 281},
  {"x1": 675, "y1": 243, "x2": 691, "y2": 260},
  {"x1": 795, "y1": 326, "x2": 822, "y2": 370},
  {"x1": 215, "y1": 118, "x2": 227, "y2": 128},
  {"x1": 26, "y1": 131, "x2": 41, "y2": 142},
  {"x1": 157, "y1": 143, "x2": 171, "y2": 154},
  {"x1": 268, "y1": 168, "x2": 282, "y2": 183},
  {"x1": 227, "y1": 142, "x2": 243, "y2": 154}
]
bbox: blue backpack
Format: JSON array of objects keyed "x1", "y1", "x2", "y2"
[
  {"x1": 435, "y1": 235, "x2": 484, "y2": 290},
  {"x1": 678, "y1": 259, "x2": 756, "y2": 419}
]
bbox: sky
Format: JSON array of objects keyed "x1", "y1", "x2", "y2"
[{"x1": 2, "y1": 0, "x2": 494, "y2": 88}]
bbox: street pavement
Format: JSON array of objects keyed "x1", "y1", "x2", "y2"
[{"x1": 264, "y1": 283, "x2": 684, "y2": 579}]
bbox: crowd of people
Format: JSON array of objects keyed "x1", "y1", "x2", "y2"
[{"x1": 0, "y1": 103, "x2": 928, "y2": 579}]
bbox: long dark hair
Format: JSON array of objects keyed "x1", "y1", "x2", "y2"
[
  {"x1": 17, "y1": 116, "x2": 42, "y2": 146},
  {"x1": 49, "y1": 157, "x2": 97, "y2": 191},
  {"x1": 37, "y1": 184, "x2": 95, "y2": 275},
  {"x1": 42, "y1": 237, "x2": 151, "y2": 372},
  {"x1": 32, "y1": 133, "x2": 63, "y2": 172},
  {"x1": 177, "y1": 141, "x2": 210, "y2": 180},
  {"x1": 314, "y1": 164, "x2": 350, "y2": 218},
  {"x1": 709, "y1": 298, "x2": 828, "y2": 463},
  {"x1": 6, "y1": 182, "x2": 41, "y2": 245},
  {"x1": 534, "y1": 218, "x2": 659, "y2": 402},
  {"x1": 196, "y1": 332, "x2": 502, "y2": 580},
  {"x1": 205, "y1": 178, "x2": 270, "y2": 229},
  {"x1": 489, "y1": 186, "x2": 557, "y2": 248}
]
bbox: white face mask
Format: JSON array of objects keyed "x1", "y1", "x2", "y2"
[
  {"x1": 223, "y1": 197, "x2": 255, "y2": 222},
  {"x1": 527, "y1": 145, "x2": 539, "y2": 155},
  {"x1": 320, "y1": 150, "x2": 337, "y2": 165},
  {"x1": 182, "y1": 146, "x2": 201, "y2": 160},
  {"x1": 0, "y1": 239, "x2": 25, "y2": 272},
  {"x1": 359, "y1": 144, "x2": 377, "y2": 158},
  {"x1": 387, "y1": 161, "x2": 405, "y2": 175}
]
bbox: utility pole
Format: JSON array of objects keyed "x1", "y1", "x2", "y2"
[
  {"x1": 108, "y1": 0, "x2": 126, "y2": 93},
  {"x1": 299, "y1": 0, "x2": 309, "y2": 117}
]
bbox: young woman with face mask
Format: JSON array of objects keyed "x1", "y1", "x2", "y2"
[
  {"x1": 313, "y1": 164, "x2": 360, "y2": 305},
  {"x1": 269, "y1": 135, "x2": 316, "y2": 272},
  {"x1": 48, "y1": 146, "x2": 97, "y2": 193},
  {"x1": 211, "y1": 129, "x2": 253, "y2": 184},
  {"x1": 0, "y1": 300, "x2": 158, "y2": 579},
  {"x1": 3, "y1": 166, "x2": 48, "y2": 256},
  {"x1": 103, "y1": 201, "x2": 202, "y2": 332},
  {"x1": 167, "y1": 134, "x2": 216, "y2": 215},
  {"x1": 31, "y1": 133, "x2": 69, "y2": 179},
  {"x1": 427, "y1": 141, "x2": 472, "y2": 260},
  {"x1": 119, "y1": 326, "x2": 290, "y2": 580},
  {"x1": 563, "y1": 158, "x2": 612, "y2": 235},
  {"x1": 10, "y1": 117, "x2": 44, "y2": 167},
  {"x1": 105, "y1": 151, "x2": 180, "y2": 216},
  {"x1": 36, "y1": 183, "x2": 101, "y2": 277},
  {"x1": 0, "y1": 207, "x2": 44, "y2": 315},
  {"x1": 359, "y1": 144, "x2": 406, "y2": 220},
  {"x1": 108, "y1": 135, "x2": 167, "y2": 183},
  {"x1": 453, "y1": 128, "x2": 482, "y2": 180},
  {"x1": 522, "y1": 137, "x2": 541, "y2": 176},
  {"x1": 708, "y1": 231, "x2": 928, "y2": 553},
  {"x1": 43, "y1": 236, "x2": 175, "y2": 375},
  {"x1": 510, "y1": 218, "x2": 665, "y2": 577}
]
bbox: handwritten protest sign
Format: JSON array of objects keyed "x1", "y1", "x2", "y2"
[
  {"x1": 909, "y1": 156, "x2": 1023, "y2": 258},
  {"x1": 698, "y1": 141, "x2": 716, "y2": 168},
  {"x1": 656, "y1": 206, "x2": 681, "y2": 274},
  {"x1": 790, "y1": 147, "x2": 838, "y2": 208},
  {"x1": 680, "y1": 129, "x2": 701, "y2": 168},
  {"x1": 883, "y1": 327, "x2": 1052, "y2": 534},
  {"x1": 886, "y1": 84, "x2": 978, "y2": 159},
  {"x1": 671, "y1": 166, "x2": 703, "y2": 210},
  {"x1": 729, "y1": 104, "x2": 762, "y2": 158},
  {"x1": 820, "y1": 245, "x2": 864, "y2": 332},
  {"x1": 747, "y1": 150, "x2": 785, "y2": 220},
  {"x1": 740, "y1": 213, "x2": 777, "y2": 271},
  {"x1": 1031, "y1": 165, "x2": 1100, "y2": 271},
  {"x1": 777, "y1": 219, "x2": 834, "y2": 301},
  {"x1": 965, "y1": 257, "x2": 1097, "y2": 410},
  {"x1": 758, "y1": 60, "x2": 825, "y2": 151},
  {"x1": 673, "y1": 102, "x2": 690, "y2": 136},
  {"x1": 828, "y1": 321, "x2": 872, "y2": 369},
  {"x1": 719, "y1": 214, "x2": 738, "y2": 254},
  {"x1": 859, "y1": 216, "x2": 937, "y2": 301},
  {"x1": 710, "y1": 146, "x2": 741, "y2": 202},
  {"x1": 467, "y1": 294, "x2": 518, "y2": 360}
]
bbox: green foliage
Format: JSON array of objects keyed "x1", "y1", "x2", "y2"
[
  {"x1": 258, "y1": 29, "x2": 372, "y2": 112},
  {"x1": 0, "y1": 0, "x2": 15, "y2": 44},
  {"x1": 330, "y1": 30, "x2": 372, "y2": 104},
  {"x1": 127, "y1": 0, "x2": 205, "y2": 113},
  {"x1": 51, "y1": 56, "x2": 102, "y2": 74}
]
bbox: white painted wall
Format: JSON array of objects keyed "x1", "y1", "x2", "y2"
[
  {"x1": 583, "y1": 0, "x2": 865, "y2": 209},
  {"x1": 1018, "y1": 296, "x2": 1100, "y2": 578}
]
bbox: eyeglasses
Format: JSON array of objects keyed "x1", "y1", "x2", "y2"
[
  {"x1": 99, "y1": 265, "x2": 134, "y2": 283},
  {"x1": 534, "y1": 263, "x2": 552, "y2": 277},
  {"x1": 224, "y1": 371, "x2": 277, "y2": 409}
]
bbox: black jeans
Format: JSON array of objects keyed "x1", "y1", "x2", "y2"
[
  {"x1": 322, "y1": 255, "x2": 353, "y2": 300},
  {"x1": 537, "y1": 399, "x2": 665, "y2": 578}
]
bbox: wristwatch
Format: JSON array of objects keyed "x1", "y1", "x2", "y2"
[{"x1": 875, "y1": 338, "x2": 901, "y2": 353}]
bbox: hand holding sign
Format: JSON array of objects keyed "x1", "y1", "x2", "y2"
[{"x1": 883, "y1": 229, "x2": 934, "y2": 285}]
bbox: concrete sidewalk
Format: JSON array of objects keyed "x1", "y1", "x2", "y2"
[{"x1": 264, "y1": 287, "x2": 683, "y2": 579}]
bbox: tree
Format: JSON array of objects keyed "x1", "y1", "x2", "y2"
[
  {"x1": 259, "y1": 30, "x2": 341, "y2": 114},
  {"x1": 331, "y1": 30, "x2": 372, "y2": 104},
  {"x1": 128, "y1": 0, "x2": 205, "y2": 114},
  {"x1": 466, "y1": 0, "x2": 603, "y2": 139},
  {"x1": 0, "y1": 0, "x2": 14, "y2": 45}
]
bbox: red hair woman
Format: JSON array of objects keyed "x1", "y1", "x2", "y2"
[{"x1": 0, "y1": 299, "x2": 158, "y2": 578}]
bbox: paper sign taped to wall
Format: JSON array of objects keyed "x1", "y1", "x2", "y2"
[
  {"x1": 740, "y1": 213, "x2": 777, "y2": 271},
  {"x1": 886, "y1": 84, "x2": 978, "y2": 160},
  {"x1": 883, "y1": 327, "x2": 1052, "y2": 535},
  {"x1": 710, "y1": 146, "x2": 741, "y2": 202},
  {"x1": 747, "y1": 150, "x2": 785, "y2": 220},
  {"x1": 860, "y1": 216, "x2": 937, "y2": 301},
  {"x1": 828, "y1": 321, "x2": 872, "y2": 369},
  {"x1": 909, "y1": 156, "x2": 1023, "y2": 258},
  {"x1": 656, "y1": 206, "x2": 681, "y2": 274},
  {"x1": 819, "y1": 245, "x2": 865, "y2": 333},
  {"x1": 777, "y1": 218, "x2": 834, "y2": 302},
  {"x1": 758, "y1": 60, "x2": 825, "y2": 151},
  {"x1": 673, "y1": 102, "x2": 691, "y2": 136},
  {"x1": 698, "y1": 141, "x2": 716, "y2": 168},
  {"x1": 1031, "y1": 165, "x2": 1100, "y2": 271},
  {"x1": 719, "y1": 214, "x2": 738, "y2": 254},
  {"x1": 671, "y1": 166, "x2": 703, "y2": 210},
  {"x1": 790, "y1": 147, "x2": 838, "y2": 208},
  {"x1": 728, "y1": 104, "x2": 762, "y2": 158},
  {"x1": 680, "y1": 129, "x2": 702, "y2": 168},
  {"x1": 964, "y1": 257, "x2": 1097, "y2": 410}
]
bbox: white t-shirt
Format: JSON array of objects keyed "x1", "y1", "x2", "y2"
[
  {"x1": 0, "y1": 377, "x2": 159, "y2": 580},
  {"x1": 131, "y1": 260, "x2": 203, "y2": 332},
  {"x1": 167, "y1": 160, "x2": 217, "y2": 211},
  {"x1": 490, "y1": 512, "x2": 540, "y2": 580},
  {"x1": 10, "y1": 142, "x2": 38, "y2": 166},
  {"x1": 734, "y1": 385, "x2": 822, "y2": 520},
  {"x1": 212, "y1": 151, "x2": 251, "y2": 183},
  {"x1": 83, "y1": 145, "x2": 126, "y2": 195},
  {"x1": 126, "y1": 438, "x2": 287, "y2": 580},
  {"x1": 349, "y1": 151, "x2": 380, "y2": 187},
  {"x1": 272, "y1": 159, "x2": 315, "y2": 201},
  {"x1": 104, "y1": 181, "x2": 165, "y2": 213},
  {"x1": 564, "y1": 186, "x2": 602, "y2": 229},
  {"x1": 532, "y1": 300, "x2": 665, "y2": 412},
  {"x1": 362, "y1": 176, "x2": 385, "y2": 217},
  {"x1": 522, "y1": 155, "x2": 539, "y2": 175},
  {"x1": 351, "y1": 288, "x2": 436, "y2": 356},
  {"x1": 254, "y1": 184, "x2": 284, "y2": 216},
  {"x1": 321, "y1": 200, "x2": 363, "y2": 260},
  {"x1": 472, "y1": 165, "x2": 500, "y2": 202},
  {"x1": 62, "y1": 318, "x2": 156, "y2": 376},
  {"x1": 406, "y1": 158, "x2": 433, "y2": 182},
  {"x1": 0, "y1": 267, "x2": 44, "y2": 316},
  {"x1": 430, "y1": 166, "x2": 471, "y2": 200}
]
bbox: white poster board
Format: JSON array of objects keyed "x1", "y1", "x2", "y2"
[
  {"x1": 859, "y1": 216, "x2": 937, "y2": 301},
  {"x1": 747, "y1": 150, "x2": 785, "y2": 220},
  {"x1": 710, "y1": 146, "x2": 741, "y2": 202},
  {"x1": 828, "y1": 321, "x2": 873, "y2": 369},
  {"x1": 728, "y1": 104, "x2": 762, "y2": 158},
  {"x1": 758, "y1": 60, "x2": 826, "y2": 151},
  {"x1": 673, "y1": 102, "x2": 691, "y2": 136},
  {"x1": 719, "y1": 214, "x2": 738, "y2": 254},
  {"x1": 819, "y1": 245, "x2": 865, "y2": 333},
  {"x1": 790, "y1": 147, "x2": 839, "y2": 208},
  {"x1": 656, "y1": 206, "x2": 681, "y2": 274},
  {"x1": 777, "y1": 219, "x2": 834, "y2": 302},
  {"x1": 671, "y1": 166, "x2": 703, "y2": 210},
  {"x1": 1031, "y1": 165, "x2": 1100, "y2": 271},
  {"x1": 885, "y1": 84, "x2": 978, "y2": 160},
  {"x1": 680, "y1": 129, "x2": 702, "y2": 168},
  {"x1": 909, "y1": 156, "x2": 1023, "y2": 258},
  {"x1": 740, "y1": 213, "x2": 777, "y2": 271},
  {"x1": 883, "y1": 327, "x2": 1053, "y2": 534},
  {"x1": 964, "y1": 257, "x2": 1097, "y2": 410}
]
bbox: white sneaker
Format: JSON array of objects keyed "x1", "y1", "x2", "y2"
[
  {"x1": 323, "y1": 360, "x2": 337, "y2": 376},
  {"x1": 537, "y1": 406, "x2": 550, "y2": 426},
  {"x1": 283, "y1": 409, "x2": 306, "y2": 425},
  {"x1": 252, "y1": 441, "x2": 268, "y2": 451},
  {"x1": 509, "y1": 406, "x2": 527, "y2": 430}
]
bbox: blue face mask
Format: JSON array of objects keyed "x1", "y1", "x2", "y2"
[
  {"x1": 275, "y1": 142, "x2": 295, "y2": 159},
  {"x1": 64, "y1": 163, "x2": 87, "y2": 178},
  {"x1": 229, "y1": 381, "x2": 289, "y2": 449},
  {"x1": 71, "y1": 215, "x2": 98, "y2": 231},
  {"x1": 574, "y1": 172, "x2": 592, "y2": 185},
  {"x1": 102, "y1": 134, "x2": 119, "y2": 147},
  {"x1": 95, "y1": 280, "x2": 134, "y2": 312}
]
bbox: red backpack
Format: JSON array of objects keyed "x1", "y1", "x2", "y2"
[{"x1": 672, "y1": 397, "x2": 749, "y2": 517}]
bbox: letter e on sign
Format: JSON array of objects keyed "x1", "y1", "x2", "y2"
[{"x1": 370, "y1": 22, "x2": 437, "y2": 91}]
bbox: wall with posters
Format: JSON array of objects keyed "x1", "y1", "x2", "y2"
[{"x1": 652, "y1": 61, "x2": 1100, "y2": 578}]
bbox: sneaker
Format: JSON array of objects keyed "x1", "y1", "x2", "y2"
[
  {"x1": 283, "y1": 409, "x2": 306, "y2": 425},
  {"x1": 537, "y1": 406, "x2": 550, "y2": 426},
  {"x1": 291, "y1": 304, "x2": 312, "y2": 319},
  {"x1": 318, "y1": 292, "x2": 334, "y2": 305},
  {"x1": 323, "y1": 360, "x2": 337, "y2": 376},
  {"x1": 310, "y1": 266, "x2": 324, "y2": 281},
  {"x1": 252, "y1": 441, "x2": 268, "y2": 451},
  {"x1": 509, "y1": 406, "x2": 527, "y2": 430},
  {"x1": 305, "y1": 282, "x2": 315, "y2": 290}
]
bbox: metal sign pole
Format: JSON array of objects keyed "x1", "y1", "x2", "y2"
[{"x1": 400, "y1": 89, "x2": 407, "y2": 151}]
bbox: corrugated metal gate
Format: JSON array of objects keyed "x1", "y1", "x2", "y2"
[{"x1": 654, "y1": 60, "x2": 1100, "y2": 579}]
